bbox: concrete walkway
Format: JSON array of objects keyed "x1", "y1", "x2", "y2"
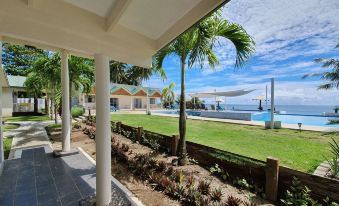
[
  {"x1": 1, "y1": 121, "x2": 143, "y2": 206},
  {"x1": 4, "y1": 121, "x2": 53, "y2": 159}
]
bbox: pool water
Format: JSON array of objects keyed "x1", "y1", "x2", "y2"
[
  {"x1": 155, "y1": 110, "x2": 339, "y2": 128},
  {"x1": 252, "y1": 112, "x2": 339, "y2": 128}
]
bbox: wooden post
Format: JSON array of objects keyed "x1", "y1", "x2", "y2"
[
  {"x1": 137, "y1": 126, "x2": 143, "y2": 142},
  {"x1": 265, "y1": 157, "x2": 279, "y2": 202},
  {"x1": 171, "y1": 135, "x2": 179, "y2": 156},
  {"x1": 117, "y1": 121, "x2": 122, "y2": 133}
]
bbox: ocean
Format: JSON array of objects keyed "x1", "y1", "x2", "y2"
[{"x1": 204, "y1": 104, "x2": 338, "y2": 116}]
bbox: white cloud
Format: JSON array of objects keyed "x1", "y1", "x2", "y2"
[{"x1": 223, "y1": 0, "x2": 339, "y2": 62}]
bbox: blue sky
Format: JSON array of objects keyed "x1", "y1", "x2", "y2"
[{"x1": 143, "y1": 0, "x2": 339, "y2": 105}]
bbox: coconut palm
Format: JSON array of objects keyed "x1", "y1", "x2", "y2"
[
  {"x1": 162, "y1": 82, "x2": 176, "y2": 108},
  {"x1": 303, "y1": 44, "x2": 339, "y2": 90},
  {"x1": 110, "y1": 60, "x2": 167, "y2": 86},
  {"x1": 153, "y1": 11, "x2": 255, "y2": 165}
]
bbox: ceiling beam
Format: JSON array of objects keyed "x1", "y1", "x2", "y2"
[{"x1": 106, "y1": 0, "x2": 132, "y2": 32}]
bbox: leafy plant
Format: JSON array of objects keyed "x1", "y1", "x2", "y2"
[
  {"x1": 209, "y1": 163, "x2": 229, "y2": 181},
  {"x1": 185, "y1": 188, "x2": 201, "y2": 205},
  {"x1": 327, "y1": 156, "x2": 339, "y2": 178},
  {"x1": 197, "y1": 180, "x2": 211, "y2": 195},
  {"x1": 71, "y1": 105, "x2": 84, "y2": 117},
  {"x1": 210, "y1": 188, "x2": 223, "y2": 202},
  {"x1": 329, "y1": 138, "x2": 339, "y2": 157},
  {"x1": 225, "y1": 195, "x2": 242, "y2": 206},
  {"x1": 234, "y1": 178, "x2": 251, "y2": 190},
  {"x1": 121, "y1": 143, "x2": 129, "y2": 152},
  {"x1": 281, "y1": 177, "x2": 317, "y2": 206},
  {"x1": 157, "y1": 161, "x2": 167, "y2": 172}
]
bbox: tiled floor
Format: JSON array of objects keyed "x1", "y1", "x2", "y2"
[{"x1": 0, "y1": 146, "x2": 130, "y2": 206}]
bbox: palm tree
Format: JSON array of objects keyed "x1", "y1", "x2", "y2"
[
  {"x1": 110, "y1": 60, "x2": 167, "y2": 86},
  {"x1": 153, "y1": 11, "x2": 255, "y2": 165},
  {"x1": 303, "y1": 44, "x2": 339, "y2": 90},
  {"x1": 162, "y1": 82, "x2": 176, "y2": 108}
]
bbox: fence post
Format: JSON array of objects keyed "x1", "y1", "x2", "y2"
[
  {"x1": 137, "y1": 126, "x2": 143, "y2": 142},
  {"x1": 117, "y1": 121, "x2": 122, "y2": 133},
  {"x1": 265, "y1": 157, "x2": 279, "y2": 202},
  {"x1": 171, "y1": 135, "x2": 179, "y2": 156}
]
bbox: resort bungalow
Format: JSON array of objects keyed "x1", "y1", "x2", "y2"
[
  {"x1": 0, "y1": 69, "x2": 44, "y2": 116},
  {"x1": 80, "y1": 83, "x2": 162, "y2": 110}
]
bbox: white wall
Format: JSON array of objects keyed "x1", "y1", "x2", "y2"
[{"x1": 2, "y1": 88, "x2": 13, "y2": 117}]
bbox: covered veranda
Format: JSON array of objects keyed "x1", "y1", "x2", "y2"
[{"x1": 0, "y1": 0, "x2": 227, "y2": 205}]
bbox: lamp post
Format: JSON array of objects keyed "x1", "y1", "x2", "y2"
[{"x1": 298, "y1": 123, "x2": 302, "y2": 132}]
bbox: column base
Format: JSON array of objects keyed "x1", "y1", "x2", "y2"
[{"x1": 53, "y1": 149, "x2": 79, "y2": 158}]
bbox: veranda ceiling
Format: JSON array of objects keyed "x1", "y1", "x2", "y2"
[{"x1": 0, "y1": 0, "x2": 226, "y2": 67}]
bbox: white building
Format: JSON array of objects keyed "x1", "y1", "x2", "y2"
[
  {"x1": 80, "y1": 83, "x2": 162, "y2": 111},
  {"x1": 0, "y1": 69, "x2": 44, "y2": 116}
]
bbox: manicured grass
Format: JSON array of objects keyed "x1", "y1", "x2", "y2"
[
  {"x1": 4, "y1": 115, "x2": 50, "y2": 122},
  {"x1": 111, "y1": 114, "x2": 339, "y2": 172},
  {"x1": 46, "y1": 123, "x2": 62, "y2": 130},
  {"x1": 4, "y1": 136, "x2": 13, "y2": 159},
  {"x1": 3, "y1": 124, "x2": 20, "y2": 131}
]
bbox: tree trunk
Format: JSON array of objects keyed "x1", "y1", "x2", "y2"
[
  {"x1": 50, "y1": 97, "x2": 54, "y2": 120},
  {"x1": 45, "y1": 95, "x2": 50, "y2": 116},
  {"x1": 34, "y1": 97, "x2": 39, "y2": 114},
  {"x1": 178, "y1": 57, "x2": 187, "y2": 165}
]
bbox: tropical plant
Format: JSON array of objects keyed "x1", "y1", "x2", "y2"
[
  {"x1": 162, "y1": 82, "x2": 176, "y2": 108},
  {"x1": 153, "y1": 10, "x2": 255, "y2": 165},
  {"x1": 110, "y1": 60, "x2": 167, "y2": 86},
  {"x1": 2, "y1": 43, "x2": 45, "y2": 76},
  {"x1": 280, "y1": 177, "x2": 316, "y2": 206},
  {"x1": 303, "y1": 43, "x2": 339, "y2": 90}
]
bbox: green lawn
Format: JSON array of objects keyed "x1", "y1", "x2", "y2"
[
  {"x1": 4, "y1": 136, "x2": 13, "y2": 159},
  {"x1": 3, "y1": 124, "x2": 20, "y2": 131},
  {"x1": 111, "y1": 114, "x2": 339, "y2": 172},
  {"x1": 4, "y1": 115, "x2": 50, "y2": 122}
]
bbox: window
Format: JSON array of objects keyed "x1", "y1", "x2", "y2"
[
  {"x1": 110, "y1": 98, "x2": 119, "y2": 109},
  {"x1": 149, "y1": 98, "x2": 156, "y2": 104},
  {"x1": 87, "y1": 96, "x2": 93, "y2": 103},
  {"x1": 134, "y1": 98, "x2": 142, "y2": 109}
]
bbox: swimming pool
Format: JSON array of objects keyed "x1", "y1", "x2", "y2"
[
  {"x1": 154, "y1": 110, "x2": 339, "y2": 128},
  {"x1": 252, "y1": 112, "x2": 339, "y2": 128}
]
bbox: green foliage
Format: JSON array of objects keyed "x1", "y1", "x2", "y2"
[
  {"x1": 71, "y1": 105, "x2": 84, "y2": 117},
  {"x1": 161, "y1": 82, "x2": 176, "y2": 109},
  {"x1": 327, "y1": 138, "x2": 339, "y2": 178},
  {"x1": 328, "y1": 118, "x2": 339, "y2": 125},
  {"x1": 110, "y1": 60, "x2": 166, "y2": 86},
  {"x1": 303, "y1": 43, "x2": 339, "y2": 90},
  {"x1": 4, "y1": 115, "x2": 50, "y2": 122},
  {"x1": 4, "y1": 136, "x2": 13, "y2": 159},
  {"x1": 153, "y1": 9, "x2": 255, "y2": 165},
  {"x1": 2, "y1": 43, "x2": 45, "y2": 76},
  {"x1": 281, "y1": 177, "x2": 317, "y2": 206}
]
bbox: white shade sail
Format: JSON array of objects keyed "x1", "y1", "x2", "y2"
[{"x1": 190, "y1": 89, "x2": 255, "y2": 98}]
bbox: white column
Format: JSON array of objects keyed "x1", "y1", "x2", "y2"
[
  {"x1": 146, "y1": 90, "x2": 149, "y2": 113},
  {"x1": 94, "y1": 53, "x2": 111, "y2": 206},
  {"x1": 61, "y1": 50, "x2": 71, "y2": 152},
  {"x1": 130, "y1": 96, "x2": 133, "y2": 110},
  {"x1": 0, "y1": 36, "x2": 4, "y2": 164},
  {"x1": 270, "y1": 78, "x2": 275, "y2": 129}
]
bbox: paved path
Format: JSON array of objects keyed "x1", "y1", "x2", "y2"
[
  {"x1": 1, "y1": 121, "x2": 143, "y2": 206},
  {"x1": 4, "y1": 121, "x2": 53, "y2": 159}
]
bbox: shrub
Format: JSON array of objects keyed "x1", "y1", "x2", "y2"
[
  {"x1": 71, "y1": 105, "x2": 84, "y2": 117},
  {"x1": 280, "y1": 177, "x2": 316, "y2": 206},
  {"x1": 210, "y1": 188, "x2": 223, "y2": 202},
  {"x1": 225, "y1": 195, "x2": 242, "y2": 206},
  {"x1": 197, "y1": 180, "x2": 211, "y2": 195}
]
